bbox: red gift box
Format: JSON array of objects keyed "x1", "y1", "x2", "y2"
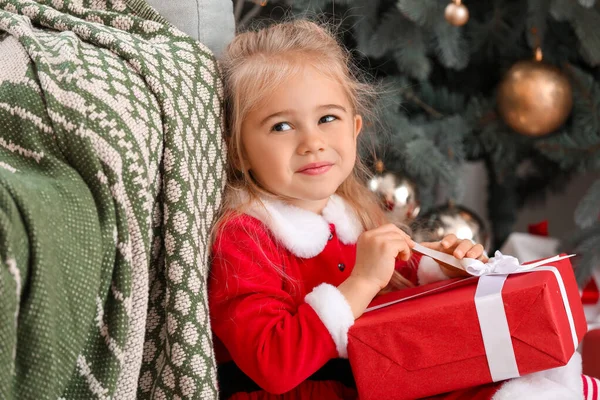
[{"x1": 347, "y1": 256, "x2": 588, "y2": 400}]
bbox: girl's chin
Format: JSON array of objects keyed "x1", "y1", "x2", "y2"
[{"x1": 285, "y1": 196, "x2": 332, "y2": 212}]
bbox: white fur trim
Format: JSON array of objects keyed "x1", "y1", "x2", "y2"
[
  {"x1": 245, "y1": 197, "x2": 331, "y2": 258},
  {"x1": 492, "y1": 352, "x2": 583, "y2": 400},
  {"x1": 305, "y1": 283, "x2": 354, "y2": 358},
  {"x1": 241, "y1": 193, "x2": 363, "y2": 258},
  {"x1": 416, "y1": 256, "x2": 449, "y2": 285},
  {"x1": 321, "y1": 195, "x2": 363, "y2": 245}
]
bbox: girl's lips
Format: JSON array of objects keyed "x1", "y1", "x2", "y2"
[{"x1": 297, "y1": 163, "x2": 333, "y2": 175}]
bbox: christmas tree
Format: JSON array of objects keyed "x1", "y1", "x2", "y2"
[{"x1": 236, "y1": 0, "x2": 600, "y2": 284}]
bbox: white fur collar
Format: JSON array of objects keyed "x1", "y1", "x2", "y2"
[{"x1": 241, "y1": 193, "x2": 364, "y2": 258}]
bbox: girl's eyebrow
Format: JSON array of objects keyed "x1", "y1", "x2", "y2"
[
  {"x1": 260, "y1": 110, "x2": 292, "y2": 126},
  {"x1": 318, "y1": 104, "x2": 347, "y2": 113}
]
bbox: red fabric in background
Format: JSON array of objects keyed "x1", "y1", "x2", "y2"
[
  {"x1": 347, "y1": 256, "x2": 587, "y2": 400},
  {"x1": 583, "y1": 278, "x2": 600, "y2": 305},
  {"x1": 528, "y1": 220, "x2": 549, "y2": 236}
]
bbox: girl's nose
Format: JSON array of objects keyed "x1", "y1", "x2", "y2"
[{"x1": 297, "y1": 128, "x2": 325, "y2": 155}]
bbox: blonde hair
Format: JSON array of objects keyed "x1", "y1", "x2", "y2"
[{"x1": 214, "y1": 19, "x2": 412, "y2": 290}]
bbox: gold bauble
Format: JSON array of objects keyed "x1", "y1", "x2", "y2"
[
  {"x1": 444, "y1": 1, "x2": 469, "y2": 26},
  {"x1": 368, "y1": 170, "x2": 421, "y2": 226},
  {"x1": 497, "y1": 59, "x2": 573, "y2": 137}
]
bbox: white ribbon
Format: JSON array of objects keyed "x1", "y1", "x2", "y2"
[
  {"x1": 412, "y1": 244, "x2": 577, "y2": 382},
  {"x1": 474, "y1": 274, "x2": 519, "y2": 381}
]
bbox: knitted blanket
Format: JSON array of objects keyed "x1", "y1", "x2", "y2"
[{"x1": 0, "y1": 1, "x2": 225, "y2": 398}]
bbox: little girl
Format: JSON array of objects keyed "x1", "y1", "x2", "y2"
[{"x1": 208, "y1": 20, "x2": 597, "y2": 400}]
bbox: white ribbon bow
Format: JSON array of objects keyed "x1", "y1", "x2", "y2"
[
  {"x1": 412, "y1": 243, "x2": 574, "y2": 277},
  {"x1": 463, "y1": 251, "x2": 579, "y2": 277}
]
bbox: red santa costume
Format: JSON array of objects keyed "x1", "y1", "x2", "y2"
[{"x1": 208, "y1": 193, "x2": 593, "y2": 400}]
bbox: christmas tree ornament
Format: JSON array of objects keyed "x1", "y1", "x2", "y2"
[
  {"x1": 444, "y1": 0, "x2": 469, "y2": 27},
  {"x1": 411, "y1": 202, "x2": 490, "y2": 251},
  {"x1": 496, "y1": 47, "x2": 573, "y2": 137},
  {"x1": 368, "y1": 160, "x2": 421, "y2": 226}
]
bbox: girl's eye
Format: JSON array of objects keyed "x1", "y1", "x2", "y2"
[
  {"x1": 319, "y1": 115, "x2": 337, "y2": 124},
  {"x1": 272, "y1": 122, "x2": 292, "y2": 132}
]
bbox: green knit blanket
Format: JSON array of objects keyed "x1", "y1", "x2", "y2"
[{"x1": 0, "y1": 0, "x2": 225, "y2": 398}]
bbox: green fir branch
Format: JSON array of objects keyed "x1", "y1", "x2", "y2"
[
  {"x1": 462, "y1": 98, "x2": 497, "y2": 159},
  {"x1": 400, "y1": 86, "x2": 444, "y2": 118},
  {"x1": 478, "y1": 120, "x2": 531, "y2": 175},
  {"x1": 349, "y1": 0, "x2": 380, "y2": 57},
  {"x1": 551, "y1": 0, "x2": 600, "y2": 65},
  {"x1": 571, "y1": 7, "x2": 600, "y2": 65},
  {"x1": 559, "y1": 221, "x2": 600, "y2": 284},
  {"x1": 575, "y1": 179, "x2": 600, "y2": 228},
  {"x1": 393, "y1": 20, "x2": 432, "y2": 80},
  {"x1": 431, "y1": 115, "x2": 469, "y2": 164},
  {"x1": 357, "y1": 7, "x2": 432, "y2": 80},
  {"x1": 395, "y1": 0, "x2": 438, "y2": 27},
  {"x1": 578, "y1": 0, "x2": 596, "y2": 7},
  {"x1": 542, "y1": 19, "x2": 584, "y2": 64},
  {"x1": 572, "y1": 230, "x2": 600, "y2": 284},
  {"x1": 359, "y1": 7, "x2": 400, "y2": 58},
  {"x1": 467, "y1": 2, "x2": 527, "y2": 61},
  {"x1": 393, "y1": 46, "x2": 432, "y2": 81},
  {"x1": 527, "y1": 0, "x2": 551, "y2": 48},
  {"x1": 291, "y1": 0, "x2": 337, "y2": 13},
  {"x1": 561, "y1": 220, "x2": 600, "y2": 249},
  {"x1": 428, "y1": 115, "x2": 470, "y2": 199},
  {"x1": 402, "y1": 138, "x2": 456, "y2": 186},
  {"x1": 431, "y1": 22, "x2": 470, "y2": 70},
  {"x1": 398, "y1": 0, "x2": 469, "y2": 69},
  {"x1": 413, "y1": 81, "x2": 467, "y2": 115}
]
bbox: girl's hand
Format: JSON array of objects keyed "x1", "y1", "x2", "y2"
[
  {"x1": 352, "y1": 224, "x2": 415, "y2": 291},
  {"x1": 420, "y1": 233, "x2": 488, "y2": 262}
]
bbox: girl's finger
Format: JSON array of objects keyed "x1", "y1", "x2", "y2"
[
  {"x1": 440, "y1": 234, "x2": 458, "y2": 249},
  {"x1": 385, "y1": 237, "x2": 411, "y2": 261},
  {"x1": 418, "y1": 240, "x2": 460, "y2": 254},
  {"x1": 395, "y1": 241, "x2": 412, "y2": 261},
  {"x1": 466, "y1": 244, "x2": 485, "y2": 259},
  {"x1": 372, "y1": 228, "x2": 415, "y2": 247},
  {"x1": 453, "y1": 240, "x2": 476, "y2": 259}
]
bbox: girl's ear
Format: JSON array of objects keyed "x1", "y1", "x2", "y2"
[
  {"x1": 235, "y1": 144, "x2": 250, "y2": 173},
  {"x1": 236, "y1": 162, "x2": 249, "y2": 176},
  {"x1": 229, "y1": 152, "x2": 244, "y2": 172},
  {"x1": 239, "y1": 155, "x2": 251, "y2": 173},
  {"x1": 354, "y1": 114, "x2": 363, "y2": 139}
]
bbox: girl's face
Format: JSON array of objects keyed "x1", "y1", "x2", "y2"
[{"x1": 240, "y1": 65, "x2": 362, "y2": 214}]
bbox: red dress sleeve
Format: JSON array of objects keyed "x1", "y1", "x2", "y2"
[
  {"x1": 397, "y1": 251, "x2": 452, "y2": 286},
  {"x1": 208, "y1": 215, "x2": 346, "y2": 394}
]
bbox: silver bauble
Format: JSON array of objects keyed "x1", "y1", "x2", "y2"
[
  {"x1": 368, "y1": 171, "x2": 421, "y2": 226},
  {"x1": 411, "y1": 203, "x2": 490, "y2": 251}
]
